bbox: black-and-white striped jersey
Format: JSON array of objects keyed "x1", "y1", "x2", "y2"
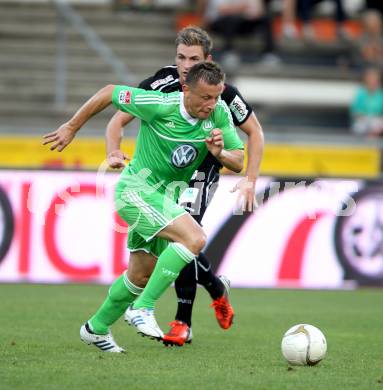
[{"x1": 138, "y1": 65, "x2": 252, "y2": 128}]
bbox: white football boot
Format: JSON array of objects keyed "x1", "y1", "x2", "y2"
[
  {"x1": 125, "y1": 306, "x2": 163, "y2": 340},
  {"x1": 80, "y1": 323, "x2": 125, "y2": 353}
]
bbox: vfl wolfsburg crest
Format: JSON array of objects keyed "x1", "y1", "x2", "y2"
[
  {"x1": 171, "y1": 144, "x2": 198, "y2": 168},
  {"x1": 202, "y1": 120, "x2": 213, "y2": 131}
]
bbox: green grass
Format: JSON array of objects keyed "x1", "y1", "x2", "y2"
[{"x1": 0, "y1": 284, "x2": 382, "y2": 390}]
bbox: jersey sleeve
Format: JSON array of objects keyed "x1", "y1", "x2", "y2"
[
  {"x1": 215, "y1": 100, "x2": 244, "y2": 151},
  {"x1": 112, "y1": 85, "x2": 163, "y2": 123},
  {"x1": 138, "y1": 75, "x2": 156, "y2": 90},
  {"x1": 222, "y1": 84, "x2": 253, "y2": 126},
  {"x1": 138, "y1": 66, "x2": 178, "y2": 92}
]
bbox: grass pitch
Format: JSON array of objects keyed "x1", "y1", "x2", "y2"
[{"x1": 0, "y1": 284, "x2": 382, "y2": 390}]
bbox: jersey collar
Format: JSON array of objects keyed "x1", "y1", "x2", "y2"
[{"x1": 179, "y1": 92, "x2": 199, "y2": 125}]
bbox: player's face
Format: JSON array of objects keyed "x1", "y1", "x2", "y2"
[
  {"x1": 175, "y1": 44, "x2": 211, "y2": 84},
  {"x1": 183, "y1": 80, "x2": 224, "y2": 120}
]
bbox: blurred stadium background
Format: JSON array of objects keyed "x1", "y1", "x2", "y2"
[
  {"x1": 0, "y1": 1, "x2": 383, "y2": 387},
  {"x1": 0, "y1": 0, "x2": 382, "y2": 286}
]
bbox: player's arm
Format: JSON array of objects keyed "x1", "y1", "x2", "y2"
[
  {"x1": 232, "y1": 113, "x2": 264, "y2": 211},
  {"x1": 106, "y1": 111, "x2": 134, "y2": 169},
  {"x1": 239, "y1": 113, "x2": 264, "y2": 184},
  {"x1": 216, "y1": 148, "x2": 244, "y2": 173},
  {"x1": 44, "y1": 85, "x2": 161, "y2": 152},
  {"x1": 206, "y1": 129, "x2": 244, "y2": 173},
  {"x1": 43, "y1": 84, "x2": 115, "y2": 151},
  {"x1": 105, "y1": 74, "x2": 158, "y2": 168},
  {"x1": 223, "y1": 85, "x2": 264, "y2": 211},
  {"x1": 209, "y1": 100, "x2": 245, "y2": 173}
]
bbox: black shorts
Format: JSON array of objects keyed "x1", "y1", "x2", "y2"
[{"x1": 179, "y1": 154, "x2": 221, "y2": 225}]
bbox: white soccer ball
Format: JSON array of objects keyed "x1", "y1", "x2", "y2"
[{"x1": 281, "y1": 324, "x2": 327, "y2": 366}]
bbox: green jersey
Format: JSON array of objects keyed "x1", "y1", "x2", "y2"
[{"x1": 112, "y1": 85, "x2": 244, "y2": 193}]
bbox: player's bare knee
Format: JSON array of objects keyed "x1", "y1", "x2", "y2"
[
  {"x1": 129, "y1": 274, "x2": 148, "y2": 288},
  {"x1": 137, "y1": 275, "x2": 150, "y2": 287},
  {"x1": 127, "y1": 251, "x2": 156, "y2": 287},
  {"x1": 127, "y1": 269, "x2": 150, "y2": 288},
  {"x1": 185, "y1": 230, "x2": 206, "y2": 255}
]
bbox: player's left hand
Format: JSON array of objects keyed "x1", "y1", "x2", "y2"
[
  {"x1": 230, "y1": 177, "x2": 258, "y2": 212},
  {"x1": 205, "y1": 129, "x2": 224, "y2": 157},
  {"x1": 42, "y1": 123, "x2": 76, "y2": 152}
]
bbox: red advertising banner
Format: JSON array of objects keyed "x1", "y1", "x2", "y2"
[
  {"x1": 0, "y1": 171, "x2": 128, "y2": 283},
  {"x1": 0, "y1": 170, "x2": 382, "y2": 287}
]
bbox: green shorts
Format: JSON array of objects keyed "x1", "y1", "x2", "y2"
[{"x1": 115, "y1": 175, "x2": 187, "y2": 257}]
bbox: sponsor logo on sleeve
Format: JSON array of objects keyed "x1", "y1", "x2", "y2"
[
  {"x1": 118, "y1": 90, "x2": 131, "y2": 104},
  {"x1": 229, "y1": 95, "x2": 248, "y2": 122},
  {"x1": 150, "y1": 75, "x2": 174, "y2": 90}
]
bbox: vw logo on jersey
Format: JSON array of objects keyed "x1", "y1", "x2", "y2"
[
  {"x1": 202, "y1": 120, "x2": 214, "y2": 132},
  {"x1": 171, "y1": 144, "x2": 198, "y2": 168}
]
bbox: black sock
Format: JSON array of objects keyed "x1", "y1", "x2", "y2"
[
  {"x1": 196, "y1": 252, "x2": 224, "y2": 300},
  {"x1": 174, "y1": 261, "x2": 197, "y2": 327}
]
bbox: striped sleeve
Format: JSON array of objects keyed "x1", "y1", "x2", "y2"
[
  {"x1": 216, "y1": 100, "x2": 244, "y2": 151},
  {"x1": 112, "y1": 85, "x2": 179, "y2": 123}
]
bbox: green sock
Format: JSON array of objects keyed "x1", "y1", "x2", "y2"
[
  {"x1": 88, "y1": 273, "x2": 143, "y2": 334},
  {"x1": 133, "y1": 243, "x2": 196, "y2": 309}
]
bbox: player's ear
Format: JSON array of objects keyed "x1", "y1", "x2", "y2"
[
  {"x1": 206, "y1": 54, "x2": 213, "y2": 62},
  {"x1": 182, "y1": 84, "x2": 190, "y2": 94}
]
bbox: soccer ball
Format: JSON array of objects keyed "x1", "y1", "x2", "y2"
[{"x1": 281, "y1": 324, "x2": 327, "y2": 366}]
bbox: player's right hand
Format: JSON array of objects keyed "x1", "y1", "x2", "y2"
[
  {"x1": 230, "y1": 177, "x2": 258, "y2": 212},
  {"x1": 205, "y1": 128, "x2": 224, "y2": 157},
  {"x1": 42, "y1": 123, "x2": 76, "y2": 152},
  {"x1": 107, "y1": 150, "x2": 130, "y2": 169}
]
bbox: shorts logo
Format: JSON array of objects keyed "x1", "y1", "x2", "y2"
[
  {"x1": 202, "y1": 120, "x2": 214, "y2": 131},
  {"x1": 171, "y1": 144, "x2": 198, "y2": 168},
  {"x1": 118, "y1": 90, "x2": 131, "y2": 104},
  {"x1": 229, "y1": 95, "x2": 248, "y2": 122}
]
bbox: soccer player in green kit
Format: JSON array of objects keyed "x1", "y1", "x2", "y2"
[
  {"x1": 46, "y1": 26, "x2": 264, "y2": 347},
  {"x1": 43, "y1": 61, "x2": 244, "y2": 352}
]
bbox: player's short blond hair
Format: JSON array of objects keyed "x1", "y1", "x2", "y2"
[{"x1": 175, "y1": 26, "x2": 213, "y2": 58}]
